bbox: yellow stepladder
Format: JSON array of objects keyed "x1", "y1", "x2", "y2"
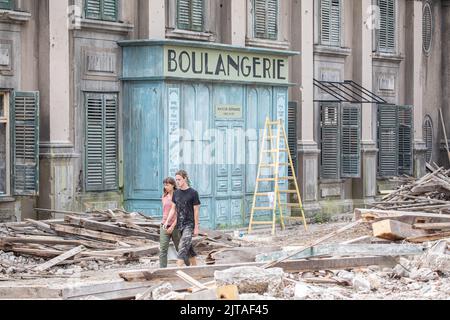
[{"x1": 248, "y1": 117, "x2": 308, "y2": 235}]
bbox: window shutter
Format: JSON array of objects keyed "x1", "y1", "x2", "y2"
[
  {"x1": 288, "y1": 102, "x2": 297, "y2": 176},
  {"x1": 177, "y1": 0, "x2": 204, "y2": 32},
  {"x1": 254, "y1": 0, "x2": 278, "y2": 40},
  {"x1": 0, "y1": 0, "x2": 13, "y2": 10},
  {"x1": 341, "y1": 103, "x2": 361, "y2": 178},
  {"x1": 104, "y1": 94, "x2": 118, "y2": 190},
  {"x1": 12, "y1": 91, "x2": 39, "y2": 196},
  {"x1": 85, "y1": 0, "x2": 102, "y2": 20},
  {"x1": 320, "y1": 103, "x2": 340, "y2": 179},
  {"x1": 320, "y1": 0, "x2": 340, "y2": 46},
  {"x1": 422, "y1": 2, "x2": 432, "y2": 54},
  {"x1": 398, "y1": 105, "x2": 413, "y2": 176},
  {"x1": 102, "y1": 0, "x2": 118, "y2": 21},
  {"x1": 378, "y1": 104, "x2": 398, "y2": 177},
  {"x1": 378, "y1": 0, "x2": 395, "y2": 52},
  {"x1": 423, "y1": 116, "x2": 433, "y2": 163}
]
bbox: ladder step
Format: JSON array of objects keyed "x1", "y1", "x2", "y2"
[
  {"x1": 279, "y1": 190, "x2": 298, "y2": 194},
  {"x1": 262, "y1": 149, "x2": 289, "y2": 153},
  {"x1": 267, "y1": 121, "x2": 281, "y2": 125},
  {"x1": 279, "y1": 203, "x2": 303, "y2": 208},
  {"x1": 250, "y1": 221, "x2": 275, "y2": 225},
  {"x1": 278, "y1": 177, "x2": 296, "y2": 180},
  {"x1": 253, "y1": 207, "x2": 275, "y2": 211},
  {"x1": 260, "y1": 163, "x2": 289, "y2": 168},
  {"x1": 257, "y1": 178, "x2": 276, "y2": 182}
]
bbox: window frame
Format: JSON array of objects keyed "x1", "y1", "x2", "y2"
[
  {"x1": 0, "y1": 91, "x2": 10, "y2": 197},
  {"x1": 422, "y1": 2, "x2": 433, "y2": 55},
  {"x1": 84, "y1": 0, "x2": 119, "y2": 22},
  {"x1": 253, "y1": 0, "x2": 279, "y2": 41},
  {"x1": 377, "y1": 0, "x2": 397, "y2": 53},
  {"x1": 319, "y1": 0, "x2": 342, "y2": 47},
  {"x1": 176, "y1": 0, "x2": 205, "y2": 32},
  {"x1": 0, "y1": 0, "x2": 14, "y2": 10},
  {"x1": 423, "y1": 115, "x2": 433, "y2": 163}
]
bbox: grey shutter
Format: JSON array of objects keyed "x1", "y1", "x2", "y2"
[
  {"x1": 0, "y1": 0, "x2": 13, "y2": 10},
  {"x1": 422, "y1": 3, "x2": 432, "y2": 54},
  {"x1": 320, "y1": 0, "x2": 340, "y2": 46},
  {"x1": 104, "y1": 95, "x2": 118, "y2": 190},
  {"x1": 321, "y1": 103, "x2": 340, "y2": 179},
  {"x1": 378, "y1": 0, "x2": 395, "y2": 52},
  {"x1": 85, "y1": 0, "x2": 101, "y2": 20},
  {"x1": 254, "y1": 0, "x2": 278, "y2": 40},
  {"x1": 12, "y1": 91, "x2": 39, "y2": 196},
  {"x1": 86, "y1": 93, "x2": 104, "y2": 191},
  {"x1": 177, "y1": 0, "x2": 204, "y2": 32},
  {"x1": 102, "y1": 0, "x2": 118, "y2": 21},
  {"x1": 423, "y1": 116, "x2": 433, "y2": 163},
  {"x1": 378, "y1": 104, "x2": 398, "y2": 177},
  {"x1": 398, "y1": 105, "x2": 413, "y2": 176},
  {"x1": 288, "y1": 102, "x2": 298, "y2": 176},
  {"x1": 341, "y1": 103, "x2": 361, "y2": 178}
]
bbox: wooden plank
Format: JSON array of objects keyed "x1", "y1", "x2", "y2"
[
  {"x1": 407, "y1": 231, "x2": 450, "y2": 243},
  {"x1": 0, "y1": 246, "x2": 63, "y2": 258},
  {"x1": 0, "y1": 236, "x2": 117, "y2": 250},
  {"x1": 354, "y1": 208, "x2": 450, "y2": 224},
  {"x1": 372, "y1": 220, "x2": 427, "y2": 241},
  {"x1": 24, "y1": 219, "x2": 57, "y2": 235},
  {"x1": 64, "y1": 216, "x2": 159, "y2": 241},
  {"x1": 176, "y1": 271, "x2": 208, "y2": 290},
  {"x1": 51, "y1": 224, "x2": 148, "y2": 245},
  {"x1": 413, "y1": 222, "x2": 450, "y2": 230},
  {"x1": 80, "y1": 245, "x2": 159, "y2": 258},
  {"x1": 34, "y1": 246, "x2": 85, "y2": 272},
  {"x1": 120, "y1": 256, "x2": 396, "y2": 282}
]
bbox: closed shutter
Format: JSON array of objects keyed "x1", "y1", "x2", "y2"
[
  {"x1": 378, "y1": 104, "x2": 398, "y2": 177},
  {"x1": 341, "y1": 103, "x2": 361, "y2": 178},
  {"x1": 254, "y1": 0, "x2": 278, "y2": 40},
  {"x1": 321, "y1": 103, "x2": 340, "y2": 179},
  {"x1": 85, "y1": 93, "x2": 118, "y2": 192},
  {"x1": 85, "y1": 0, "x2": 118, "y2": 21},
  {"x1": 288, "y1": 102, "x2": 297, "y2": 176},
  {"x1": 320, "y1": 0, "x2": 341, "y2": 46},
  {"x1": 177, "y1": 0, "x2": 204, "y2": 32},
  {"x1": 398, "y1": 105, "x2": 413, "y2": 176},
  {"x1": 378, "y1": 0, "x2": 395, "y2": 52},
  {"x1": 422, "y1": 2, "x2": 432, "y2": 54},
  {"x1": 423, "y1": 116, "x2": 433, "y2": 163},
  {"x1": 12, "y1": 92, "x2": 39, "y2": 196},
  {"x1": 0, "y1": 0, "x2": 13, "y2": 10}
]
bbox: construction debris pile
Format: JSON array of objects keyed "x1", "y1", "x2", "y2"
[{"x1": 0, "y1": 209, "x2": 236, "y2": 278}]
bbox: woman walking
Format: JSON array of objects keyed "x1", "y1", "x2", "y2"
[{"x1": 159, "y1": 177, "x2": 181, "y2": 268}]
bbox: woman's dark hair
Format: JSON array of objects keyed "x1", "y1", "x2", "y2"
[
  {"x1": 163, "y1": 177, "x2": 177, "y2": 196},
  {"x1": 176, "y1": 170, "x2": 191, "y2": 187}
]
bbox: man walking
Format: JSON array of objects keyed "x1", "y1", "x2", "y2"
[{"x1": 164, "y1": 170, "x2": 201, "y2": 267}]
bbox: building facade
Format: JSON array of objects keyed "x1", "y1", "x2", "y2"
[{"x1": 0, "y1": 0, "x2": 449, "y2": 228}]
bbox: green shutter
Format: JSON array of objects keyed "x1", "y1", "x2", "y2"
[
  {"x1": 423, "y1": 116, "x2": 433, "y2": 163},
  {"x1": 177, "y1": 0, "x2": 204, "y2": 32},
  {"x1": 378, "y1": 0, "x2": 395, "y2": 52},
  {"x1": 288, "y1": 102, "x2": 298, "y2": 176},
  {"x1": 398, "y1": 105, "x2": 413, "y2": 176},
  {"x1": 85, "y1": 93, "x2": 118, "y2": 192},
  {"x1": 12, "y1": 91, "x2": 39, "y2": 196},
  {"x1": 321, "y1": 103, "x2": 340, "y2": 179},
  {"x1": 378, "y1": 104, "x2": 398, "y2": 177},
  {"x1": 0, "y1": 0, "x2": 13, "y2": 10},
  {"x1": 254, "y1": 0, "x2": 278, "y2": 40},
  {"x1": 341, "y1": 103, "x2": 361, "y2": 178},
  {"x1": 85, "y1": 0, "x2": 118, "y2": 21},
  {"x1": 320, "y1": 0, "x2": 340, "y2": 46}
]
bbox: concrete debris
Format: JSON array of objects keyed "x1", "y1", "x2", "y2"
[
  {"x1": 151, "y1": 283, "x2": 173, "y2": 300},
  {"x1": 352, "y1": 275, "x2": 371, "y2": 292}
]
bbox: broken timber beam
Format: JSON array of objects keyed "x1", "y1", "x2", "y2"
[
  {"x1": 413, "y1": 222, "x2": 450, "y2": 230},
  {"x1": 354, "y1": 209, "x2": 450, "y2": 224},
  {"x1": 372, "y1": 220, "x2": 427, "y2": 241},
  {"x1": 34, "y1": 246, "x2": 85, "y2": 272}
]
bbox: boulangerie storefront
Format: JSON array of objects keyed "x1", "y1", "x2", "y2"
[{"x1": 119, "y1": 39, "x2": 297, "y2": 229}]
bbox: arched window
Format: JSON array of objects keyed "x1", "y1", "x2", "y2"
[
  {"x1": 423, "y1": 2, "x2": 433, "y2": 54},
  {"x1": 423, "y1": 116, "x2": 433, "y2": 163}
]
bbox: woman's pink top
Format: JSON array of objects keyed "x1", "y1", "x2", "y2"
[{"x1": 162, "y1": 194, "x2": 176, "y2": 226}]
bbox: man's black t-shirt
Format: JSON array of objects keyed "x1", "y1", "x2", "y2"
[{"x1": 172, "y1": 188, "x2": 201, "y2": 230}]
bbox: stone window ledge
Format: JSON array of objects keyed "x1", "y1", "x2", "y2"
[
  {"x1": 372, "y1": 52, "x2": 404, "y2": 63},
  {"x1": 78, "y1": 19, "x2": 134, "y2": 34},
  {"x1": 166, "y1": 29, "x2": 216, "y2": 42},
  {"x1": 0, "y1": 196, "x2": 15, "y2": 203},
  {"x1": 246, "y1": 38, "x2": 290, "y2": 51},
  {"x1": 314, "y1": 45, "x2": 352, "y2": 58},
  {"x1": 0, "y1": 10, "x2": 31, "y2": 24}
]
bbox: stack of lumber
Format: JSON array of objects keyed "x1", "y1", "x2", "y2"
[
  {"x1": 369, "y1": 164, "x2": 450, "y2": 214},
  {"x1": 0, "y1": 209, "x2": 236, "y2": 274}
]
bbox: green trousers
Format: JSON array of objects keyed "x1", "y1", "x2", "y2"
[{"x1": 159, "y1": 225, "x2": 181, "y2": 268}]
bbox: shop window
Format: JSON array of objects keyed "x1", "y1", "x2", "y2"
[
  {"x1": 320, "y1": 103, "x2": 361, "y2": 179},
  {"x1": 177, "y1": 0, "x2": 204, "y2": 32},
  {"x1": 85, "y1": 92, "x2": 118, "y2": 192},
  {"x1": 378, "y1": 105, "x2": 413, "y2": 177},
  {"x1": 377, "y1": 0, "x2": 396, "y2": 53},
  {"x1": 253, "y1": 0, "x2": 278, "y2": 40},
  {"x1": 423, "y1": 115, "x2": 433, "y2": 163},
  {"x1": 320, "y1": 0, "x2": 341, "y2": 47},
  {"x1": 0, "y1": 0, "x2": 13, "y2": 10},
  {"x1": 85, "y1": 0, "x2": 118, "y2": 22},
  {"x1": 423, "y1": 2, "x2": 433, "y2": 54}
]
